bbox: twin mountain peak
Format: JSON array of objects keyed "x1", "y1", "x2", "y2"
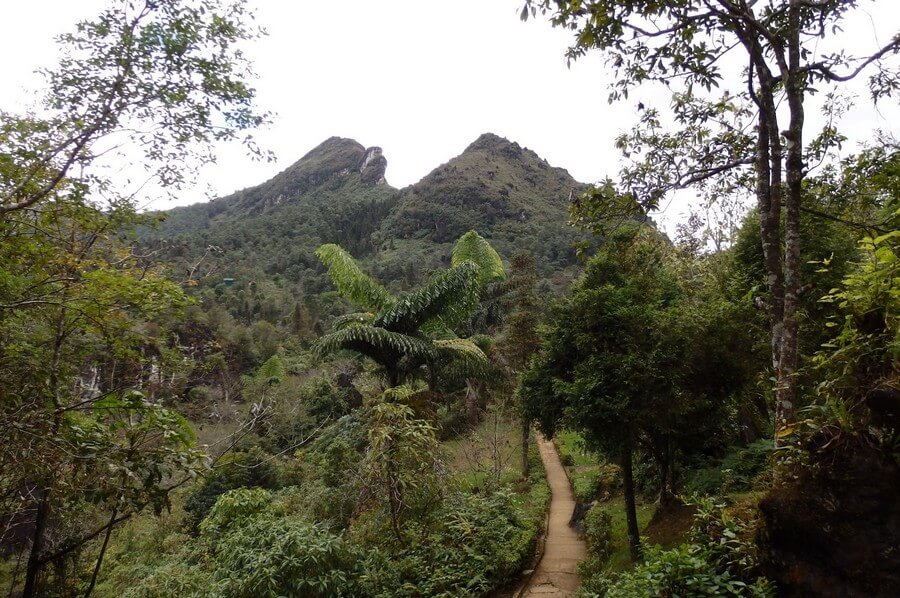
[
  {"x1": 154, "y1": 133, "x2": 586, "y2": 275},
  {"x1": 220, "y1": 133, "x2": 581, "y2": 218}
]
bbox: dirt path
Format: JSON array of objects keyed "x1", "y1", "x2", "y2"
[{"x1": 521, "y1": 433, "x2": 587, "y2": 597}]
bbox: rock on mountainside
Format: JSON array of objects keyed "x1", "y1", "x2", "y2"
[{"x1": 151, "y1": 137, "x2": 393, "y2": 237}]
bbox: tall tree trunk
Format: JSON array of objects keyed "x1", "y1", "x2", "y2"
[
  {"x1": 739, "y1": 26, "x2": 791, "y2": 444},
  {"x1": 621, "y1": 432, "x2": 642, "y2": 562},
  {"x1": 84, "y1": 508, "x2": 117, "y2": 597},
  {"x1": 777, "y1": 0, "x2": 805, "y2": 445},
  {"x1": 22, "y1": 489, "x2": 50, "y2": 598},
  {"x1": 465, "y1": 379, "x2": 480, "y2": 425},
  {"x1": 653, "y1": 437, "x2": 675, "y2": 506},
  {"x1": 24, "y1": 311, "x2": 66, "y2": 597}
]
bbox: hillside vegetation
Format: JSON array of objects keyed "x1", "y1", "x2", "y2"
[{"x1": 2, "y1": 1, "x2": 899, "y2": 597}]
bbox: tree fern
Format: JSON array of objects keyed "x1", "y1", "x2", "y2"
[
  {"x1": 255, "y1": 354, "x2": 285, "y2": 386},
  {"x1": 433, "y1": 338, "x2": 492, "y2": 383},
  {"x1": 317, "y1": 325, "x2": 436, "y2": 363},
  {"x1": 315, "y1": 244, "x2": 395, "y2": 312},
  {"x1": 375, "y1": 262, "x2": 480, "y2": 334},
  {"x1": 452, "y1": 230, "x2": 505, "y2": 287},
  {"x1": 315, "y1": 233, "x2": 503, "y2": 388}
]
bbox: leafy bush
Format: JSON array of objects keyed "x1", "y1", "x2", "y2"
[
  {"x1": 360, "y1": 490, "x2": 540, "y2": 596},
  {"x1": 583, "y1": 507, "x2": 614, "y2": 563},
  {"x1": 199, "y1": 487, "x2": 274, "y2": 536},
  {"x1": 210, "y1": 513, "x2": 363, "y2": 597},
  {"x1": 575, "y1": 463, "x2": 622, "y2": 501},
  {"x1": 581, "y1": 544, "x2": 774, "y2": 597},
  {"x1": 123, "y1": 487, "x2": 364, "y2": 597},
  {"x1": 183, "y1": 447, "x2": 280, "y2": 529},
  {"x1": 684, "y1": 440, "x2": 772, "y2": 495},
  {"x1": 580, "y1": 497, "x2": 775, "y2": 597}
]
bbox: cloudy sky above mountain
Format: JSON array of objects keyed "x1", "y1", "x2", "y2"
[{"x1": 2, "y1": 1, "x2": 899, "y2": 231}]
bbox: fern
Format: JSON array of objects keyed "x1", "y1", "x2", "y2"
[
  {"x1": 317, "y1": 325, "x2": 436, "y2": 363},
  {"x1": 434, "y1": 338, "x2": 491, "y2": 380},
  {"x1": 255, "y1": 354, "x2": 285, "y2": 385},
  {"x1": 375, "y1": 262, "x2": 480, "y2": 333},
  {"x1": 331, "y1": 312, "x2": 375, "y2": 330},
  {"x1": 452, "y1": 230, "x2": 505, "y2": 287},
  {"x1": 315, "y1": 244, "x2": 395, "y2": 312}
]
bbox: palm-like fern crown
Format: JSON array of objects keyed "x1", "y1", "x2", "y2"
[
  {"x1": 375, "y1": 262, "x2": 479, "y2": 334},
  {"x1": 315, "y1": 232, "x2": 504, "y2": 386}
]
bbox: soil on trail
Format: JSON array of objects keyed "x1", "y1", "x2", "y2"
[{"x1": 522, "y1": 433, "x2": 587, "y2": 596}]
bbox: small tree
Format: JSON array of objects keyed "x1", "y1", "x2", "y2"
[
  {"x1": 500, "y1": 252, "x2": 541, "y2": 478},
  {"x1": 0, "y1": 1, "x2": 268, "y2": 594},
  {"x1": 519, "y1": 229, "x2": 741, "y2": 560},
  {"x1": 362, "y1": 386, "x2": 444, "y2": 540}
]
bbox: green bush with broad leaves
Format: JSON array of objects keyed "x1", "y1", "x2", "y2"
[
  {"x1": 360, "y1": 489, "x2": 542, "y2": 597},
  {"x1": 183, "y1": 447, "x2": 281, "y2": 529},
  {"x1": 580, "y1": 498, "x2": 775, "y2": 597}
]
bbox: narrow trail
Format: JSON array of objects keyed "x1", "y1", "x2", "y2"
[{"x1": 521, "y1": 433, "x2": 587, "y2": 597}]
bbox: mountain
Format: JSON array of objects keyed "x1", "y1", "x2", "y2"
[
  {"x1": 143, "y1": 133, "x2": 589, "y2": 326},
  {"x1": 371, "y1": 133, "x2": 586, "y2": 284},
  {"x1": 149, "y1": 136, "x2": 395, "y2": 237}
]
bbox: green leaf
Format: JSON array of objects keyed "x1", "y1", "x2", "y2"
[
  {"x1": 316, "y1": 244, "x2": 395, "y2": 312},
  {"x1": 452, "y1": 230, "x2": 505, "y2": 288}
]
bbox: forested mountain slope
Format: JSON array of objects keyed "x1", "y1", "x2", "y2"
[
  {"x1": 373, "y1": 133, "x2": 587, "y2": 280},
  {"x1": 144, "y1": 133, "x2": 588, "y2": 325}
]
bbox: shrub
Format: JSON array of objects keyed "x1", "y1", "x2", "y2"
[
  {"x1": 183, "y1": 447, "x2": 280, "y2": 530},
  {"x1": 210, "y1": 515, "x2": 364, "y2": 597},
  {"x1": 684, "y1": 440, "x2": 772, "y2": 495},
  {"x1": 579, "y1": 497, "x2": 775, "y2": 597},
  {"x1": 575, "y1": 463, "x2": 622, "y2": 501},
  {"x1": 583, "y1": 507, "x2": 613, "y2": 564},
  {"x1": 125, "y1": 488, "x2": 364, "y2": 598},
  {"x1": 360, "y1": 490, "x2": 540, "y2": 597},
  {"x1": 199, "y1": 487, "x2": 274, "y2": 536},
  {"x1": 581, "y1": 544, "x2": 774, "y2": 597}
]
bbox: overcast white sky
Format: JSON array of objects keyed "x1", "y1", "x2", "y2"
[{"x1": 2, "y1": 1, "x2": 899, "y2": 231}]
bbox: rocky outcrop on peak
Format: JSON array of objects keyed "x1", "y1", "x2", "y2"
[{"x1": 359, "y1": 146, "x2": 387, "y2": 185}]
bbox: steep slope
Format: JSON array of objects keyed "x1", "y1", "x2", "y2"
[
  {"x1": 148, "y1": 137, "x2": 394, "y2": 237},
  {"x1": 370, "y1": 133, "x2": 587, "y2": 286}
]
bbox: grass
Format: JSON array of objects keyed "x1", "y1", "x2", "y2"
[
  {"x1": 603, "y1": 500, "x2": 658, "y2": 571},
  {"x1": 554, "y1": 429, "x2": 610, "y2": 502},
  {"x1": 555, "y1": 429, "x2": 598, "y2": 466},
  {"x1": 443, "y1": 412, "x2": 526, "y2": 492}
]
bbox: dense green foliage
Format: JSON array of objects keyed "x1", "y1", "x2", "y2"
[
  {"x1": 2, "y1": 0, "x2": 899, "y2": 595},
  {"x1": 580, "y1": 498, "x2": 774, "y2": 597}
]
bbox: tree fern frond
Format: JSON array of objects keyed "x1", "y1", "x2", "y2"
[
  {"x1": 317, "y1": 325, "x2": 436, "y2": 363},
  {"x1": 375, "y1": 262, "x2": 479, "y2": 334},
  {"x1": 331, "y1": 312, "x2": 376, "y2": 330},
  {"x1": 434, "y1": 338, "x2": 491, "y2": 380},
  {"x1": 452, "y1": 230, "x2": 505, "y2": 287},
  {"x1": 433, "y1": 338, "x2": 488, "y2": 363},
  {"x1": 316, "y1": 244, "x2": 395, "y2": 312},
  {"x1": 255, "y1": 354, "x2": 285, "y2": 385}
]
